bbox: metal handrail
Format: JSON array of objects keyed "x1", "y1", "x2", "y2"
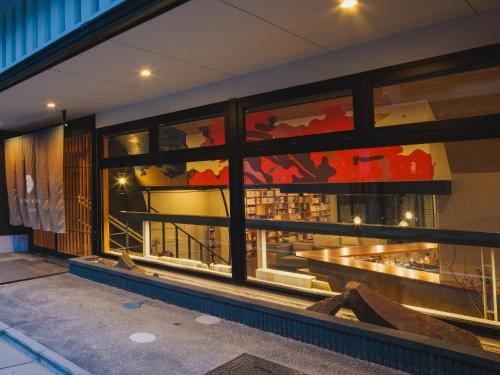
[
  {"x1": 109, "y1": 214, "x2": 143, "y2": 243},
  {"x1": 128, "y1": 207, "x2": 230, "y2": 265}
]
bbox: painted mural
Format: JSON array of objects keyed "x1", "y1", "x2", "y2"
[
  {"x1": 244, "y1": 143, "x2": 450, "y2": 185},
  {"x1": 134, "y1": 160, "x2": 229, "y2": 187},
  {"x1": 159, "y1": 116, "x2": 225, "y2": 151},
  {"x1": 245, "y1": 96, "x2": 354, "y2": 141},
  {"x1": 132, "y1": 143, "x2": 449, "y2": 189}
]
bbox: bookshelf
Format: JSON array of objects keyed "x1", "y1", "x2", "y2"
[{"x1": 245, "y1": 189, "x2": 330, "y2": 255}]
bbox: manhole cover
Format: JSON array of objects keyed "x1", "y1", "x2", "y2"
[
  {"x1": 205, "y1": 353, "x2": 307, "y2": 375},
  {"x1": 129, "y1": 332, "x2": 156, "y2": 343},
  {"x1": 195, "y1": 315, "x2": 220, "y2": 324},
  {"x1": 123, "y1": 302, "x2": 142, "y2": 309},
  {"x1": 196, "y1": 315, "x2": 221, "y2": 325}
]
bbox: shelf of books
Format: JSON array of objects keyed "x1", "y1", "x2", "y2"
[{"x1": 245, "y1": 189, "x2": 330, "y2": 255}]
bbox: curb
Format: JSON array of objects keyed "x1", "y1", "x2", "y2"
[{"x1": 0, "y1": 320, "x2": 92, "y2": 375}]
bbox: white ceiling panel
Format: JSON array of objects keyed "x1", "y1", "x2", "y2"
[
  {"x1": 54, "y1": 40, "x2": 229, "y2": 94},
  {"x1": 1, "y1": 0, "x2": 498, "y2": 131},
  {"x1": 223, "y1": 0, "x2": 476, "y2": 50},
  {"x1": 113, "y1": 0, "x2": 324, "y2": 75},
  {"x1": 13, "y1": 70, "x2": 161, "y2": 109}
]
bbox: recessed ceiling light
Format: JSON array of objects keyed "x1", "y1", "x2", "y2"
[
  {"x1": 46, "y1": 102, "x2": 56, "y2": 109},
  {"x1": 139, "y1": 69, "x2": 152, "y2": 78},
  {"x1": 340, "y1": 0, "x2": 358, "y2": 9}
]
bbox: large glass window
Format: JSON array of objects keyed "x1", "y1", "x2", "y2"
[
  {"x1": 159, "y1": 116, "x2": 225, "y2": 151},
  {"x1": 103, "y1": 130, "x2": 149, "y2": 157},
  {"x1": 245, "y1": 95, "x2": 354, "y2": 142},
  {"x1": 244, "y1": 138, "x2": 500, "y2": 324},
  {"x1": 102, "y1": 159, "x2": 231, "y2": 277},
  {"x1": 374, "y1": 66, "x2": 500, "y2": 127}
]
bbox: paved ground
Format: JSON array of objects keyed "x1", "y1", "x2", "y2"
[
  {"x1": 0, "y1": 338, "x2": 54, "y2": 374},
  {"x1": 0, "y1": 273, "x2": 406, "y2": 375}
]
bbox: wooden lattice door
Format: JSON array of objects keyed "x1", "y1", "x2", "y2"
[{"x1": 33, "y1": 133, "x2": 92, "y2": 256}]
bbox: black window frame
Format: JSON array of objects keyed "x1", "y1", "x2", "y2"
[{"x1": 95, "y1": 42, "x2": 500, "y2": 290}]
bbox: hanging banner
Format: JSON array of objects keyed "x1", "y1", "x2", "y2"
[{"x1": 4, "y1": 126, "x2": 65, "y2": 233}]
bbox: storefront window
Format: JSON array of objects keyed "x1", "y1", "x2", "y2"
[
  {"x1": 244, "y1": 138, "x2": 500, "y2": 323},
  {"x1": 159, "y1": 116, "x2": 225, "y2": 151},
  {"x1": 103, "y1": 130, "x2": 149, "y2": 157},
  {"x1": 102, "y1": 159, "x2": 231, "y2": 277},
  {"x1": 245, "y1": 95, "x2": 354, "y2": 142},
  {"x1": 374, "y1": 66, "x2": 500, "y2": 127}
]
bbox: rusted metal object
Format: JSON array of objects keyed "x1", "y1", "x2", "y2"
[
  {"x1": 307, "y1": 282, "x2": 481, "y2": 348},
  {"x1": 116, "y1": 250, "x2": 146, "y2": 274}
]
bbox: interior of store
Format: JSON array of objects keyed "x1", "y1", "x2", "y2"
[{"x1": 100, "y1": 65, "x2": 500, "y2": 326}]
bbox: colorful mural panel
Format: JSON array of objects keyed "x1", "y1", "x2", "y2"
[
  {"x1": 132, "y1": 144, "x2": 449, "y2": 188},
  {"x1": 244, "y1": 144, "x2": 450, "y2": 185},
  {"x1": 134, "y1": 160, "x2": 229, "y2": 187},
  {"x1": 159, "y1": 117, "x2": 225, "y2": 151},
  {"x1": 245, "y1": 96, "x2": 354, "y2": 141}
]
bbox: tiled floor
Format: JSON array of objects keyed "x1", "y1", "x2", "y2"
[{"x1": 0, "y1": 339, "x2": 54, "y2": 375}]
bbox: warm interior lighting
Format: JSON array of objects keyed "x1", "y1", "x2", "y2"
[
  {"x1": 117, "y1": 176, "x2": 127, "y2": 186},
  {"x1": 340, "y1": 0, "x2": 358, "y2": 9},
  {"x1": 46, "y1": 102, "x2": 56, "y2": 109},
  {"x1": 404, "y1": 211, "x2": 414, "y2": 220},
  {"x1": 399, "y1": 220, "x2": 409, "y2": 227},
  {"x1": 353, "y1": 216, "x2": 362, "y2": 225},
  {"x1": 139, "y1": 69, "x2": 152, "y2": 78}
]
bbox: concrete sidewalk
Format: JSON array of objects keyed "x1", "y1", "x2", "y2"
[
  {"x1": 0, "y1": 338, "x2": 54, "y2": 374},
  {"x1": 0, "y1": 274, "x2": 406, "y2": 375}
]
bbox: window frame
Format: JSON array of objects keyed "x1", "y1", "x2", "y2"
[{"x1": 95, "y1": 42, "x2": 500, "y2": 291}]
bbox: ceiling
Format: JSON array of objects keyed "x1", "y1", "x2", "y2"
[{"x1": 0, "y1": 0, "x2": 499, "y2": 131}]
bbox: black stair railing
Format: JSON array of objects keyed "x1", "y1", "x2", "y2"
[
  {"x1": 109, "y1": 209, "x2": 230, "y2": 265},
  {"x1": 149, "y1": 207, "x2": 230, "y2": 265}
]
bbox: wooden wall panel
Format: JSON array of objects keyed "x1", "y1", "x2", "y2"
[{"x1": 33, "y1": 133, "x2": 92, "y2": 256}]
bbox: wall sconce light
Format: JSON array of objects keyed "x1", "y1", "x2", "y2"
[
  {"x1": 404, "y1": 211, "x2": 414, "y2": 220},
  {"x1": 117, "y1": 176, "x2": 127, "y2": 186},
  {"x1": 353, "y1": 216, "x2": 362, "y2": 225}
]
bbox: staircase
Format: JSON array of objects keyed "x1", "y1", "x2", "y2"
[{"x1": 108, "y1": 213, "x2": 230, "y2": 265}]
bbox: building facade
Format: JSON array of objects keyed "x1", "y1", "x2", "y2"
[{"x1": 1, "y1": 0, "x2": 500, "y2": 370}]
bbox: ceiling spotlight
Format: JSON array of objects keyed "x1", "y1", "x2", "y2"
[
  {"x1": 46, "y1": 102, "x2": 56, "y2": 109},
  {"x1": 340, "y1": 0, "x2": 358, "y2": 9},
  {"x1": 139, "y1": 69, "x2": 152, "y2": 78}
]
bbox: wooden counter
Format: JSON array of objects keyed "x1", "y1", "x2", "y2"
[{"x1": 296, "y1": 242, "x2": 440, "y2": 284}]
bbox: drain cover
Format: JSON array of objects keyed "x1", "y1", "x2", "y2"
[
  {"x1": 205, "y1": 353, "x2": 307, "y2": 375},
  {"x1": 123, "y1": 302, "x2": 142, "y2": 309},
  {"x1": 129, "y1": 332, "x2": 156, "y2": 343},
  {"x1": 196, "y1": 315, "x2": 221, "y2": 325}
]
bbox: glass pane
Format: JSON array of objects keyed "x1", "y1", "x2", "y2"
[
  {"x1": 244, "y1": 139, "x2": 500, "y2": 232},
  {"x1": 244, "y1": 138, "x2": 500, "y2": 328},
  {"x1": 374, "y1": 66, "x2": 500, "y2": 127},
  {"x1": 245, "y1": 96, "x2": 354, "y2": 142},
  {"x1": 103, "y1": 131, "x2": 149, "y2": 157},
  {"x1": 246, "y1": 228, "x2": 500, "y2": 327},
  {"x1": 159, "y1": 116, "x2": 225, "y2": 151},
  {"x1": 102, "y1": 159, "x2": 230, "y2": 277}
]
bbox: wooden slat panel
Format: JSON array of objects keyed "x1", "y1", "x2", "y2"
[{"x1": 33, "y1": 133, "x2": 92, "y2": 256}]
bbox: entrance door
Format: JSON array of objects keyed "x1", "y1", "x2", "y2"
[{"x1": 33, "y1": 132, "x2": 92, "y2": 256}]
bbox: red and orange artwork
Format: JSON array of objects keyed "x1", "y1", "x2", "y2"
[
  {"x1": 243, "y1": 145, "x2": 441, "y2": 186},
  {"x1": 245, "y1": 97, "x2": 354, "y2": 141}
]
